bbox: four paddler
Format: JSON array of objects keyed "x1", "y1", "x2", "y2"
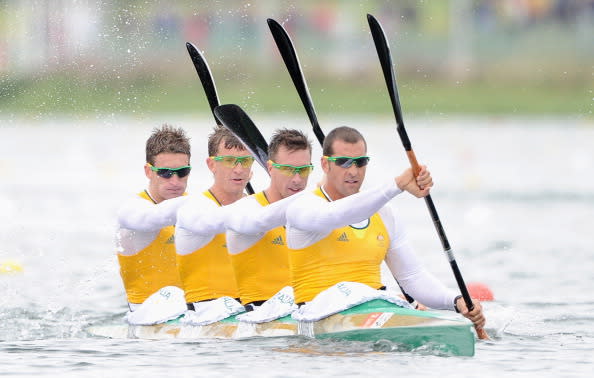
[
  {"x1": 113, "y1": 28, "x2": 486, "y2": 335},
  {"x1": 115, "y1": 123, "x2": 486, "y2": 334}
]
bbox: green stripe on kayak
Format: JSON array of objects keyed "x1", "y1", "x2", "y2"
[{"x1": 339, "y1": 299, "x2": 441, "y2": 318}]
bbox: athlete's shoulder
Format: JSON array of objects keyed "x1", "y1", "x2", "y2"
[
  {"x1": 236, "y1": 192, "x2": 262, "y2": 206},
  {"x1": 178, "y1": 192, "x2": 217, "y2": 214},
  {"x1": 117, "y1": 191, "x2": 152, "y2": 215}
]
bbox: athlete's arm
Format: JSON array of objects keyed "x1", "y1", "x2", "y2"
[
  {"x1": 176, "y1": 195, "x2": 226, "y2": 236},
  {"x1": 117, "y1": 195, "x2": 188, "y2": 232},
  {"x1": 225, "y1": 194, "x2": 299, "y2": 235},
  {"x1": 381, "y1": 205, "x2": 457, "y2": 310},
  {"x1": 287, "y1": 181, "x2": 402, "y2": 234},
  {"x1": 175, "y1": 195, "x2": 230, "y2": 255}
]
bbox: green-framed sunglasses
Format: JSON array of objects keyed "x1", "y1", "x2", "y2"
[
  {"x1": 210, "y1": 155, "x2": 255, "y2": 168},
  {"x1": 270, "y1": 161, "x2": 314, "y2": 178},
  {"x1": 148, "y1": 163, "x2": 192, "y2": 178}
]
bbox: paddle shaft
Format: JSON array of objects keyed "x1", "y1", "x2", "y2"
[
  {"x1": 186, "y1": 42, "x2": 255, "y2": 195},
  {"x1": 367, "y1": 14, "x2": 488, "y2": 339},
  {"x1": 407, "y1": 150, "x2": 472, "y2": 302}
]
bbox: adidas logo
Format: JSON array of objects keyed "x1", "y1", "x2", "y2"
[
  {"x1": 165, "y1": 235, "x2": 175, "y2": 244},
  {"x1": 337, "y1": 232, "x2": 349, "y2": 242},
  {"x1": 271, "y1": 235, "x2": 285, "y2": 246}
]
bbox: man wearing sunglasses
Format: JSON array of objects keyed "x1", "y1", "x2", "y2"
[
  {"x1": 285, "y1": 126, "x2": 486, "y2": 331},
  {"x1": 224, "y1": 129, "x2": 313, "y2": 315},
  {"x1": 115, "y1": 125, "x2": 191, "y2": 318},
  {"x1": 174, "y1": 126, "x2": 254, "y2": 322}
]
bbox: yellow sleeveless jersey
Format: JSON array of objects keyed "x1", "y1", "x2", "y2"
[
  {"x1": 177, "y1": 190, "x2": 239, "y2": 303},
  {"x1": 118, "y1": 190, "x2": 183, "y2": 304},
  {"x1": 289, "y1": 187, "x2": 391, "y2": 303},
  {"x1": 230, "y1": 192, "x2": 291, "y2": 305}
]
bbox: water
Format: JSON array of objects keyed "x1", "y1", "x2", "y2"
[{"x1": 1, "y1": 117, "x2": 593, "y2": 377}]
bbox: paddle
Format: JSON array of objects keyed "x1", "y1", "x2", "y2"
[
  {"x1": 366, "y1": 14, "x2": 489, "y2": 340},
  {"x1": 185, "y1": 42, "x2": 255, "y2": 195},
  {"x1": 267, "y1": 18, "x2": 420, "y2": 307},
  {"x1": 213, "y1": 104, "x2": 269, "y2": 170},
  {"x1": 266, "y1": 18, "x2": 325, "y2": 146}
]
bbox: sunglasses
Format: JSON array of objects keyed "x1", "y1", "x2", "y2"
[
  {"x1": 148, "y1": 164, "x2": 192, "y2": 178},
  {"x1": 324, "y1": 156, "x2": 370, "y2": 168},
  {"x1": 270, "y1": 161, "x2": 314, "y2": 178},
  {"x1": 210, "y1": 155, "x2": 255, "y2": 169}
]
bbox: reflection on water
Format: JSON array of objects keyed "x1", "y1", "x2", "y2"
[{"x1": 0, "y1": 118, "x2": 593, "y2": 376}]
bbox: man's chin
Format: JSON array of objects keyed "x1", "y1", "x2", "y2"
[
  {"x1": 342, "y1": 186, "x2": 361, "y2": 197},
  {"x1": 225, "y1": 181, "x2": 248, "y2": 194},
  {"x1": 164, "y1": 189, "x2": 184, "y2": 199}
]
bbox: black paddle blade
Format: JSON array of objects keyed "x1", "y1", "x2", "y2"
[
  {"x1": 366, "y1": 14, "x2": 411, "y2": 150},
  {"x1": 213, "y1": 104, "x2": 269, "y2": 170},
  {"x1": 266, "y1": 18, "x2": 325, "y2": 146},
  {"x1": 186, "y1": 42, "x2": 221, "y2": 124}
]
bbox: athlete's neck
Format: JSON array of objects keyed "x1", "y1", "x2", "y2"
[
  {"x1": 321, "y1": 183, "x2": 345, "y2": 201},
  {"x1": 144, "y1": 189, "x2": 160, "y2": 204},
  {"x1": 319, "y1": 185, "x2": 333, "y2": 201},
  {"x1": 208, "y1": 186, "x2": 244, "y2": 206},
  {"x1": 322, "y1": 178, "x2": 361, "y2": 201},
  {"x1": 263, "y1": 187, "x2": 281, "y2": 204}
]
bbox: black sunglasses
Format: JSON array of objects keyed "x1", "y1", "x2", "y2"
[
  {"x1": 149, "y1": 164, "x2": 192, "y2": 179},
  {"x1": 324, "y1": 156, "x2": 370, "y2": 168}
]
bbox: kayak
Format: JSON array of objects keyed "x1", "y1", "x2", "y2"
[{"x1": 87, "y1": 299, "x2": 475, "y2": 356}]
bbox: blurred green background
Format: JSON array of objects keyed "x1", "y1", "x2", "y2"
[{"x1": 1, "y1": 0, "x2": 592, "y2": 119}]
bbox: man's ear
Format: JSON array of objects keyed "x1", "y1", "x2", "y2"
[
  {"x1": 144, "y1": 163, "x2": 152, "y2": 179},
  {"x1": 206, "y1": 156, "x2": 215, "y2": 173},
  {"x1": 321, "y1": 156, "x2": 329, "y2": 174}
]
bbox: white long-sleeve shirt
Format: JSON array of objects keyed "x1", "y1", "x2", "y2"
[
  {"x1": 174, "y1": 193, "x2": 229, "y2": 256},
  {"x1": 224, "y1": 193, "x2": 300, "y2": 255},
  {"x1": 286, "y1": 181, "x2": 457, "y2": 310},
  {"x1": 116, "y1": 191, "x2": 189, "y2": 256}
]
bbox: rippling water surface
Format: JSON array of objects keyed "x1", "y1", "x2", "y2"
[{"x1": 1, "y1": 117, "x2": 593, "y2": 377}]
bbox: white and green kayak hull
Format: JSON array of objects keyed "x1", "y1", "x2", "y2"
[{"x1": 87, "y1": 299, "x2": 474, "y2": 356}]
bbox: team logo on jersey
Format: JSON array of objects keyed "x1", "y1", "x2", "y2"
[
  {"x1": 165, "y1": 235, "x2": 175, "y2": 244},
  {"x1": 377, "y1": 233, "x2": 385, "y2": 247},
  {"x1": 271, "y1": 235, "x2": 285, "y2": 246},
  {"x1": 337, "y1": 232, "x2": 350, "y2": 242}
]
